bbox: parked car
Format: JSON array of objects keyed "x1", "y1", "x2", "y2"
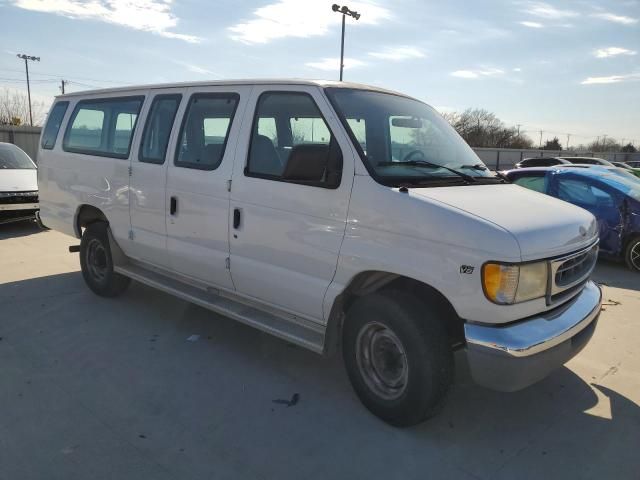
[
  {"x1": 562, "y1": 164, "x2": 640, "y2": 183},
  {"x1": 626, "y1": 160, "x2": 640, "y2": 168},
  {"x1": 38, "y1": 80, "x2": 602, "y2": 426},
  {"x1": 514, "y1": 157, "x2": 571, "y2": 169},
  {"x1": 504, "y1": 166, "x2": 640, "y2": 272},
  {"x1": 557, "y1": 156, "x2": 615, "y2": 167},
  {"x1": 611, "y1": 161, "x2": 640, "y2": 178},
  {"x1": 0, "y1": 142, "x2": 39, "y2": 224}
]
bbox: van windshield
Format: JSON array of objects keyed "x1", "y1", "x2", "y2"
[
  {"x1": 0, "y1": 143, "x2": 36, "y2": 169},
  {"x1": 325, "y1": 88, "x2": 498, "y2": 186}
]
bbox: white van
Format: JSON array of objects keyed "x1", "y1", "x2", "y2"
[{"x1": 38, "y1": 80, "x2": 602, "y2": 426}]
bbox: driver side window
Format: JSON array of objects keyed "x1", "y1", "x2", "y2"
[{"x1": 557, "y1": 179, "x2": 614, "y2": 207}]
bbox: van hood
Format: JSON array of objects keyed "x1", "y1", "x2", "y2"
[
  {"x1": 410, "y1": 184, "x2": 598, "y2": 260},
  {"x1": 0, "y1": 169, "x2": 38, "y2": 192}
]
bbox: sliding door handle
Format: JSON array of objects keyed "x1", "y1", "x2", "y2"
[
  {"x1": 170, "y1": 196, "x2": 177, "y2": 215},
  {"x1": 233, "y1": 208, "x2": 241, "y2": 229}
]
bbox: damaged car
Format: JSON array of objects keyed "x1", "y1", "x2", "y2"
[{"x1": 505, "y1": 166, "x2": 640, "y2": 272}]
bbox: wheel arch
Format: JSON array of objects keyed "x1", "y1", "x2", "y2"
[
  {"x1": 324, "y1": 270, "x2": 465, "y2": 356},
  {"x1": 74, "y1": 204, "x2": 109, "y2": 238}
]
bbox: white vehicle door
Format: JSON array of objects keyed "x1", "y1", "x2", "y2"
[
  {"x1": 165, "y1": 85, "x2": 251, "y2": 290},
  {"x1": 229, "y1": 85, "x2": 354, "y2": 322},
  {"x1": 128, "y1": 88, "x2": 185, "y2": 269}
]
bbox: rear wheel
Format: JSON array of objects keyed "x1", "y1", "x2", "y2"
[
  {"x1": 342, "y1": 291, "x2": 453, "y2": 427},
  {"x1": 80, "y1": 222, "x2": 130, "y2": 297},
  {"x1": 624, "y1": 236, "x2": 640, "y2": 273}
]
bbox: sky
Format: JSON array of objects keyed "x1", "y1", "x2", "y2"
[{"x1": 0, "y1": 0, "x2": 638, "y2": 146}]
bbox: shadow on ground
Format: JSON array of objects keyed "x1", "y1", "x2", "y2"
[
  {"x1": 593, "y1": 259, "x2": 639, "y2": 292},
  {"x1": 1, "y1": 271, "x2": 638, "y2": 479},
  {"x1": 0, "y1": 220, "x2": 42, "y2": 240}
]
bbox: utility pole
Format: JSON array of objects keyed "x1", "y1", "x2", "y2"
[
  {"x1": 539, "y1": 130, "x2": 543, "y2": 149},
  {"x1": 16, "y1": 54, "x2": 40, "y2": 126},
  {"x1": 332, "y1": 4, "x2": 360, "y2": 81},
  {"x1": 602, "y1": 134, "x2": 608, "y2": 152},
  {"x1": 566, "y1": 133, "x2": 571, "y2": 150},
  {"x1": 60, "y1": 79, "x2": 68, "y2": 94},
  {"x1": 516, "y1": 124, "x2": 521, "y2": 137}
]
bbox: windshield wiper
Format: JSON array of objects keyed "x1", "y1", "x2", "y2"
[{"x1": 377, "y1": 160, "x2": 477, "y2": 183}]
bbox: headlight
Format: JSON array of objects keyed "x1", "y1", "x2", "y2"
[{"x1": 482, "y1": 261, "x2": 548, "y2": 305}]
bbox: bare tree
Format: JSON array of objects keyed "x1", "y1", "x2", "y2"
[
  {"x1": 0, "y1": 88, "x2": 47, "y2": 126},
  {"x1": 442, "y1": 108, "x2": 533, "y2": 148}
]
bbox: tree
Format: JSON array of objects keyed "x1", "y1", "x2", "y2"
[
  {"x1": 442, "y1": 108, "x2": 533, "y2": 148},
  {"x1": 543, "y1": 137, "x2": 562, "y2": 151},
  {"x1": 0, "y1": 88, "x2": 47, "y2": 126},
  {"x1": 621, "y1": 143, "x2": 637, "y2": 153}
]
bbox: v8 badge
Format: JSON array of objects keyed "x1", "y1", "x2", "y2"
[{"x1": 460, "y1": 265, "x2": 475, "y2": 274}]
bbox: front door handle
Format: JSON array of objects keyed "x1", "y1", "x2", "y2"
[
  {"x1": 170, "y1": 196, "x2": 177, "y2": 215},
  {"x1": 233, "y1": 208, "x2": 241, "y2": 229}
]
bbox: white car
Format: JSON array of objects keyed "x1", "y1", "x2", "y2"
[
  {"x1": 0, "y1": 142, "x2": 39, "y2": 224},
  {"x1": 37, "y1": 80, "x2": 602, "y2": 426}
]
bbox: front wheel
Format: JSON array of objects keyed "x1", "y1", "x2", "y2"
[
  {"x1": 342, "y1": 291, "x2": 453, "y2": 427},
  {"x1": 624, "y1": 236, "x2": 640, "y2": 272},
  {"x1": 80, "y1": 222, "x2": 130, "y2": 297}
]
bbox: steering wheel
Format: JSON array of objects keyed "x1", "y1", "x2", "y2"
[{"x1": 403, "y1": 149, "x2": 426, "y2": 161}]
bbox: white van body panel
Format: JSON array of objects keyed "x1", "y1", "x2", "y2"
[
  {"x1": 228, "y1": 85, "x2": 356, "y2": 322},
  {"x1": 128, "y1": 87, "x2": 184, "y2": 270},
  {"x1": 323, "y1": 176, "x2": 598, "y2": 325},
  {"x1": 37, "y1": 91, "x2": 135, "y2": 249}
]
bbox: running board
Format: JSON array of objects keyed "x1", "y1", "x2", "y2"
[{"x1": 114, "y1": 263, "x2": 326, "y2": 354}]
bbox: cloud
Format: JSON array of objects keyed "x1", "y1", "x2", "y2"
[
  {"x1": 228, "y1": 0, "x2": 390, "y2": 44},
  {"x1": 590, "y1": 12, "x2": 638, "y2": 25},
  {"x1": 581, "y1": 73, "x2": 640, "y2": 85},
  {"x1": 450, "y1": 68, "x2": 505, "y2": 79},
  {"x1": 521, "y1": 2, "x2": 578, "y2": 19},
  {"x1": 368, "y1": 46, "x2": 425, "y2": 61},
  {"x1": 172, "y1": 60, "x2": 221, "y2": 77},
  {"x1": 10, "y1": 0, "x2": 200, "y2": 42},
  {"x1": 305, "y1": 57, "x2": 366, "y2": 71},
  {"x1": 594, "y1": 47, "x2": 637, "y2": 58},
  {"x1": 520, "y1": 21, "x2": 544, "y2": 28}
]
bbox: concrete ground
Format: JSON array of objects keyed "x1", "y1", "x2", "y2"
[{"x1": 1, "y1": 221, "x2": 639, "y2": 480}]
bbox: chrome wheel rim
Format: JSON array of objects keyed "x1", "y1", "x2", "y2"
[
  {"x1": 631, "y1": 241, "x2": 640, "y2": 271},
  {"x1": 86, "y1": 238, "x2": 108, "y2": 282},
  {"x1": 355, "y1": 322, "x2": 408, "y2": 400}
]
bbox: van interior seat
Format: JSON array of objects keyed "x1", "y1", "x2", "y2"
[
  {"x1": 203, "y1": 143, "x2": 224, "y2": 168},
  {"x1": 250, "y1": 134, "x2": 283, "y2": 176},
  {"x1": 282, "y1": 144, "x2": 329, "y2": 182}
]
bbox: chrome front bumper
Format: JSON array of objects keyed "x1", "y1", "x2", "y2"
[
  {"x1": 0, "y1": 202, "x2": 39, "y2": 211},
  {"x1": 464, "y1": 280, "x2": 602, "y2": 392}
]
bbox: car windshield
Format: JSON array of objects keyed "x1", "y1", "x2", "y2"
[
  {"x1": 326, "y1": 88, "x2": 497, "y2": 186},
  {"x1": 0, "y1": 143, "x2": 36, "y2": 169}
]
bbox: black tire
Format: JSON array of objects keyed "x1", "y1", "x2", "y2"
[
  {"x1": 79, "y1": 222, "x2": 130, "y2": 297},
  {"x1": 342, "y1": 291, "x2": 453, "y2": 427},
  {"x1": 624, "y1": 236, "x2": 640, "y2": 272}
]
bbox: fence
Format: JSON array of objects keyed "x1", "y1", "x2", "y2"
[
  {"x1": 1, "y1": 125, "x2": 639, "y2": 170},
  {"x1": 0, "y1": 126, "x2": 42, "y2": 162},
  {"x1": 473, "y1": 147, "x2": 640, "y2": 170}
]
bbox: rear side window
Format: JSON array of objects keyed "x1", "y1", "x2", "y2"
[
  {"x1": 175, "y1": 93, "x2": 239, "y2": 171},
  {"x1": 41, "y1": 101, "x2": 69, "y2": 149},
  {"x1": 139, "y1": 94, "x2": 181, "y2": 164},
  {"x1": 63, "y1": 96, "x2": 144, "y2": 158}
]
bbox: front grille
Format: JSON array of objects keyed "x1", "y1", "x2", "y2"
[
  {"x1": 0, "y1": 191, "x2": 38, "y2": 205},
  {"x1": 548, "y1": 241, "x2": 598, "y2": 305},
  {"x1": 555, "y1": 246, "x2": 598, "y2": 287}
]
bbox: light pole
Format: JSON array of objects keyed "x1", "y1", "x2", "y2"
[
  {"x1": 331, "y1": 4, "x2": 360, "y2": 81},
  {"x1": 16, "y1": 54, "x2": 40, "y2": 126}
]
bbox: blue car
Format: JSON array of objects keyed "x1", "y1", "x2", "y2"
[{"x1": 503, "y1": 166, "x2": 640, "y2": 272}]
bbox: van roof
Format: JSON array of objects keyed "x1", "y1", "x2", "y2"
[{"x1": 55, "y1": 79, "x2": 407, "y2": 99}]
